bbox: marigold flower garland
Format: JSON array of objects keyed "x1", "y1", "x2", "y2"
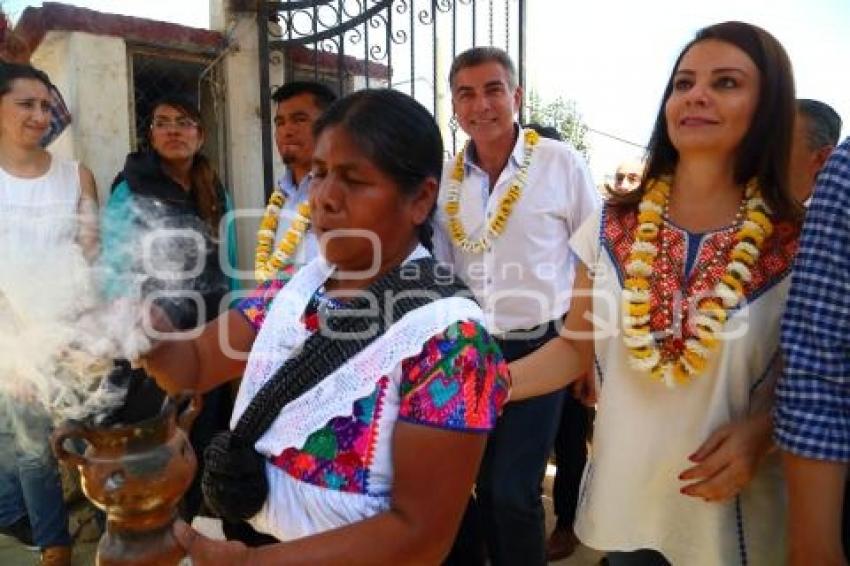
[
  {"x1": 254, "y1": 189, "x2": 311, "y2": 282},
  {"x1": 444, "y1": 129, "x2": 540, "y2": 253},
  {"x1": 622, "y1": 177, "x2": 773, "y2": 387}
]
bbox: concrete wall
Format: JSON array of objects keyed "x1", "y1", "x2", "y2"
[
  {"x1": 32, "y1": 31, "x2": 132, "y2": 204},
  {"x1": 211, "y1": 2, "x2": 297, "y2": 277},
  {"x1": 31, "y1": 3, "x2": 266, "y2": 276},
  {"x1": 28, "y1": 1, "x2": 389, "y2": 277},
  {"x1": 211, "y1": 5, "x2": 269, "y2": 277}
]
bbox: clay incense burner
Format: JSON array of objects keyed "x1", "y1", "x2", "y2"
[{"x1": 52, "y1": 393, "x2": 201, "y2": 566}]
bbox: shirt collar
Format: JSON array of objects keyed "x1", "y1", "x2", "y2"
[
  {"x1": 407, "y1": 243, "x2": 430, "y2": 261},
  {"x1": 277, "y1": 168, "x2": 313, "y2": 199},
  {"x1": 463, "y1": 122, "x2": 525, "y2": 174}
]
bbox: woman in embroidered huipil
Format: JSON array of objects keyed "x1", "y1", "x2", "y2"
[
  {"x1": 140, "y1": 89, "x2": 509, "y2": 564},
  {"x1": 509, "y1": 22, "x2": 801, "y2": 565}
]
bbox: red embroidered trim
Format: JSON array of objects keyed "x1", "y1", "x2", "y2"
[
  {"x1": 604, "y1": 204, "x2": 799, "y2": 358},
  {"x1": 363, "y1": 376, "x2": 388, "y2": 470}
]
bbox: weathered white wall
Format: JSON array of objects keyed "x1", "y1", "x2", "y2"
[
  {"x1": 32, "y1": 31, "x2": 131, "y2": 204},
  {"x1": 211, "y1": 3, "x2": 269, "y2": 277}
]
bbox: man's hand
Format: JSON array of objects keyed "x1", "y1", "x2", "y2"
[
  {"x1": 570, "y1": 373, "x2": 597, "y2": 407},
  {"x1": 679, "y1": 413, "x2": 773, "y2": 502},
  {"x1": 783, "y1": 453, "x2": 848, "y2": 566}
]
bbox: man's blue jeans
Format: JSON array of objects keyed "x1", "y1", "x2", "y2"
[
  {"x1": 0, "y1": 402, "x2": 71, "y2": 549},
  {"x1": 476, "y1": 388, "x2": 565, "y2": 565},
  {"x1": 475, "y1": 322, "x2": 566, "y2": 566}
]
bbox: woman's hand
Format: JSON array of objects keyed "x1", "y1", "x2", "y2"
[
  {"x1": 137, "y1": 343, "x2": 192, "y2": 395},
  {"x1": 76, "y1": 164, "x2": 100, "y2": 263},
  {"x1": 505, "y1": 264, "x2": 595, "y2": 403},
  {"x1": 141, "y1": 310, "x2": 255, "y2": 396},
  {"x1": 173, "y1": 520, "x2": 254, "y2": 566},
  {"x1": 136, "y1": 303, "x2": 197, "y2": 394},
  {"x1": 679, "y1": 413, "x2": 773, "y2": 502}
]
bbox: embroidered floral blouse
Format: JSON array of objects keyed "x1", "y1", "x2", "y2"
[
  {"x1": 232, "y1": 247, "x2": 510, "y2": 541},
  {"x1": 571, "y1": 204, "x2": 799, "y2": 566}
]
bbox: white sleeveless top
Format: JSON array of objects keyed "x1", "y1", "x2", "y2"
[{"x1": 0, "y1": 156, "x2": 81, "y2": 255}]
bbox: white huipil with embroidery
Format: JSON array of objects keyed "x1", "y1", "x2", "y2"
[
  {"x1": 569, "y1": 209, "x2": 792, "y2": 566},
  {"x1": 232, "y1": 246, "x2": 486, "y2": 541}
]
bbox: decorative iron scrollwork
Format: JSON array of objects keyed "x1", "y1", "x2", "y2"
[
  {"x1": 435, "y1": 0, "x2": 454, "y2": 14},
  {"x1": 256, "y1": 0, "x2": 526, "y2": 191},
  {"x1": 417, "y1": 5, "x2": 436, "y2": 25},
  {"x1": 267, "y1": 0, "x2": 394, "y2": 48}
]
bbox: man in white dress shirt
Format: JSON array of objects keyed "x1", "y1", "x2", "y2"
[{"x1": 434, "y1": 47, "x2": 599, "y2": 565}]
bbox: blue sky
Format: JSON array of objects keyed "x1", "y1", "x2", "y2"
[{"x1": 6, "y1": 0, "x2": 848, "y2": 180}]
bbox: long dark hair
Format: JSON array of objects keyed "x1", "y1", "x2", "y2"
[
  {"x1": 148, "y1": 94, "x2": 224, "y2": 231},
  {"x1": 312, "y1": 89, "x2": 444, "y2": 251},
  {"x1": 617, "y1": 21, "x2": 799, "y2": 220}
]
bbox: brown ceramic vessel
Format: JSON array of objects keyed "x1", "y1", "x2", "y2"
[{"x1": 52, "y1": 394, "x2": 200, "y2": 566}]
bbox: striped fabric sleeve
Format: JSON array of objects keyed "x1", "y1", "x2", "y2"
[
  {"x1": 776, "y1": 138, "x2": 850, "y2": 461},
  {"x1": 398, "y1": 320, "x2": 510, "y2": 432},
  {"x1": 234, "y1": 263, "x2": 297, "y2": 331}
]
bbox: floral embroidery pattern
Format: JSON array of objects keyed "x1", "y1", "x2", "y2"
[
  {"x1": 399, "y1": 320, "x2": 510, "y2": 431},
  {"x1": 272, "y1": 376, "x2": 389, "y2": 494},
  {"x1": 269, "y1": 320, "x2": 510, "y2": 494},
  {"x1": 603, "y1": 204, "x2": 799, "y2": 360}
]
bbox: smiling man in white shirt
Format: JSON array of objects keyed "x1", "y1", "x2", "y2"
[{"x1": 434, "y1": 47, "x2": 599, "y2": 565}]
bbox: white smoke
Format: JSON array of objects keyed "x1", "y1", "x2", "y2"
[
  {"x1": 0, "y1": 243, "x2": 133, "y2": 432},
  {"x1": 0, "y1": 190, "x2": 229, "y2": 457}
]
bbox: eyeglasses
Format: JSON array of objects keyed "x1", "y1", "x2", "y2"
[
  {"x1": 151, "y1": 117, "x2": 198, "y2": 131},
  {"x1": 615, "y1": 173, "x2": 641, "y2": 185}
]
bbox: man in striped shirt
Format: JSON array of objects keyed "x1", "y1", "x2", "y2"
[{"x1": 776, "y1": 137, "x2": 850, "y2": 565}]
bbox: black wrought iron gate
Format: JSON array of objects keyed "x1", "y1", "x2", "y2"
[{"x1": 257, "y1": 0, "x2": 526, "y2": 194}]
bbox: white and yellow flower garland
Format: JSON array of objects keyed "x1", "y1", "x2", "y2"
[
  {"x1": 444, "y1": 129, "x2": 540, "y2": 254},
  {"x1": 622, "y1": 177, "x2": 773, "y2": 387},
  {"x1": 254, "y1": 189, "x2": 311, "y2": 282}
]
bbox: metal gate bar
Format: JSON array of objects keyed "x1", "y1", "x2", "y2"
[{"x1": 258, "y1": 0, "x2": 526, "y2": 199}]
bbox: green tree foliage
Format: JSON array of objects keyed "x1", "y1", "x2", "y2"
[{"x1": 526, "y1": 90, "x2": 590, "y2": 158}]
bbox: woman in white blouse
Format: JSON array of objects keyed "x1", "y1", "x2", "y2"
[
  {"x1": 510, "y1": 21, "x2": 801, "y2": 566},
  {"x1": 0, "y1": 61, "x2": 98, "y2": 566}
]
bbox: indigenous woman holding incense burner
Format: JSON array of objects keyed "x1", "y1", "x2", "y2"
[
  {"x1": 509, "y1": 21, "x2": 800, "y2": 565},
  {"x1": 141, "y1": 89, "x2": 509, "y2": 564}
]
